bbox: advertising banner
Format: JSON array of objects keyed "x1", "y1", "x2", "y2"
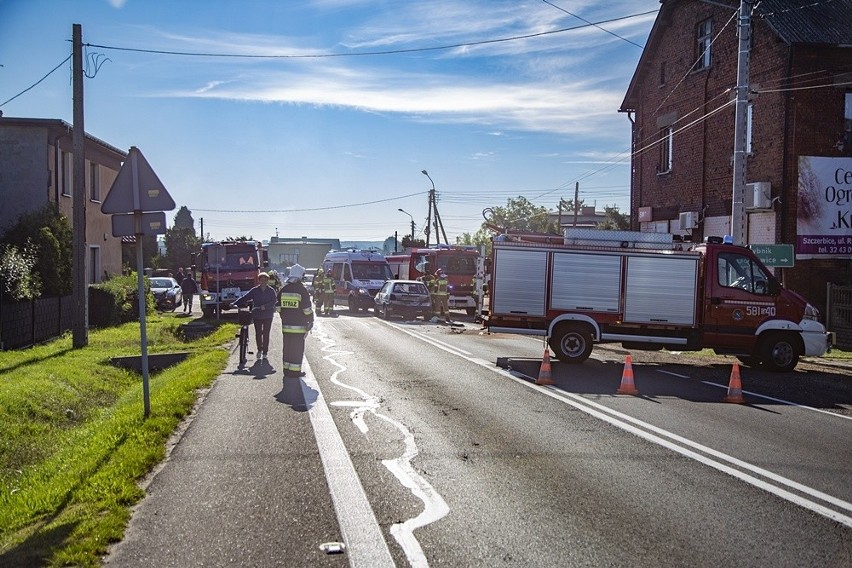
[{"x1": 796, "y1": 156, "x2": 852, "y2": 258}]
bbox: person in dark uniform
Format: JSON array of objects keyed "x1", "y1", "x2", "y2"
[
  {"x1": 233, "y1": 272, "x2": 278, "y2": 361},
  {"x1": 277, "y1": 264, "x2": 314, "y2": 377}
]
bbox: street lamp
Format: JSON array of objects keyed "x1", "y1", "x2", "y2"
[{"x1": 398, "y1": 208, "x2": 415, "y2": 244}]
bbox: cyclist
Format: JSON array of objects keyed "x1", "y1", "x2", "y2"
[{"x1": 232, "y1": 271, "x2": 278, "y2": 361}]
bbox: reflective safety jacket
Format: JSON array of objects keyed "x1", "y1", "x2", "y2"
[
  {"x1": 278, "y1": 280, "x2": 314, "y2": 333},
  {"x1": 435, "y1": 276, "x2": 449, "y2": 296}
]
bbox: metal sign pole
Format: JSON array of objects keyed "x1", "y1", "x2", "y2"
[{"x1": 131, "y1": 151, "x2": 151, "y2": 418}]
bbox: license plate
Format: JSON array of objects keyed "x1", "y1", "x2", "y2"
[{"x1": 221, "y1": 287, "x2": 241, "y2": 299}]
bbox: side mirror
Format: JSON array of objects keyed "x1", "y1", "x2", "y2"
[{"x1": 768, "y1": 278, "x2": 781, "y2": 295}]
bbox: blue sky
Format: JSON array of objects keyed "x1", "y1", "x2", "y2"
[{"x1": 0, "y1": 0, "x2": 656, "y2": 243}]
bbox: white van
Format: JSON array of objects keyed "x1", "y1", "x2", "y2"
[{"x1": 322, "y1": 250, "x2": 393, "y2": 312}]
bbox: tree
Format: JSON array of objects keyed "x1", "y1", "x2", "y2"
[
  {"x1": 482, "y1": 196, "x2": 559, "y2": 234},
  {"x1": 558, "y1": 197, "x2": 586, "y2": 214},
  {"x1": 173, "y1": 206, "x2": 195, "y2": 231},
  {"x1": 0, "y1": 241, "x2": 40, "y2": 300},
  {"x1": 596, "y1": 205, "x2": 630, "y2": 230},
  {"x1": 400, "y1": 235, "x2": 426, "y2": 249},
  {"x1": 162, "y1": 227, "x2": 201, "y2": 272},
  {"x1": 1, "y1": 204, "x2": 72, "y2": 297}
]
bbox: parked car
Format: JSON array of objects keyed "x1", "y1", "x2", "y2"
[
  {"x1": 303, "y1": 268, "x2": 318, "y2": 295},
  {"x1": 374, "y1": 280, "x2": 432, "y2": 320},
  {"x1": 149, "y1": 277, "x2": 183, "y2": 311}
]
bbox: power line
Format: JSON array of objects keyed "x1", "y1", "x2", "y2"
[
  {"x1": 0, "y1": 54, "x2": 71, "y2": 108},
  {"x1": 82, "y1": 11, "x2": 658, "y2": 60},
  {"x1": 540, "y1": 0, "x2": 646, "y2": 49},
  {"x1": 191, "y1": 191, "x2": 424, "y2": 213}
]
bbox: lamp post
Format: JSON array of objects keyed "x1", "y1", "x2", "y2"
[
  {"x1": 398, "y1": 208, "x2": 415, "y2": 245},
  {"x1": 421, "y1": 169, "x2": 448, "y2": 246}
]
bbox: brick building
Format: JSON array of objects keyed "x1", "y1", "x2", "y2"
[
  {"x1": 0, "y1": 117, "x2": 127, "y2": 283},
  {"x1": 619, "y1": 0, "x2": 852, "y2": 316}
]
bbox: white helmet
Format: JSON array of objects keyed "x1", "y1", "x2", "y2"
[{"x1": 288, "y1": 264, "x2": 305, "y2": 282}]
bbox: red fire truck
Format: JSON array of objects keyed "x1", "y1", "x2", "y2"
[
  {"x1": 486, "y1": 229, "x2": 832, "y2": 372},
  {"x1": 386, "y1": 245, "x2": 481, "y2": 315},
  {"x1": 198, "y1": 240, "x2": 267, "y2": 317}
]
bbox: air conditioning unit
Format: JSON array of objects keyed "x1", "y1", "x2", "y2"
[
  {"x1": 678, "y1": 211, "x2": 698, "y2": 230},
  {"x1": 745, "y1": 181, "x2": 772, "y2": 209}
]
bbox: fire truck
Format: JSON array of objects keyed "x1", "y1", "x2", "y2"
[
  {"x1": 197, "y1": 240, "x2": 267, "y2": 317},
  {"x1": 386, "y1": 245, "x2": 481, "y2": 315},
  {"x1": 486, "y1": 229, "x2": 832, "y2": 372}
]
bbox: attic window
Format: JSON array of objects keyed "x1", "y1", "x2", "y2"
[{"x1": 696, "y1": 19, "x2": 712, "y2": 70}]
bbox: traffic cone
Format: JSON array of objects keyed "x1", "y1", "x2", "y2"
[
  {"x1": 536, "y1": 347, "x2": 555, "y2": 385},
  {"x1": 723, "y1": 362, "x2": 746, "y2": 404},
  {"x1": 616, "y1": 355, "x2": 639, "y2": 395}
]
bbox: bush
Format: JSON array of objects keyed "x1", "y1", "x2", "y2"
[{"x1": 89, "y1": 273, "x2": 155, "y2": 327}]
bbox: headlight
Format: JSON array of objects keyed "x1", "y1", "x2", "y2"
[
  {"x1": 358, "y1": 288, "x2": 369, "y2": 295},
  {"x1": 804, "y1": 303, "x2": 820, "y2": 322}
]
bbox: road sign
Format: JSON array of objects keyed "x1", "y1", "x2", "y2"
[
  {"x1": 111, "y1": 212, "x2": 167, "y2": 237},
  {"x1": 749, "y1": 243, "x2": 794, "y2": 267},
  {"x1": 101, "y1": 146, "x2": 175, "y2": 214}
]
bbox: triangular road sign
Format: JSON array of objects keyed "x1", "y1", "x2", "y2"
[{"x1": 101, "y1": 146, "x2": 175, "y2": 214}]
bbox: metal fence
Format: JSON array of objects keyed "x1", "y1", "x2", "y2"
[
  {"x1": 0, "y1": 295, "x2": 75, "y2": 350},
  {"x1": 827, "y1": 284, "x2": 852, "y2": 350}
]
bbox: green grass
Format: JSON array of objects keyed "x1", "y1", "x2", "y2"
[{"x1": 0, "y1": 312, "x2": 237, "y2": 567}]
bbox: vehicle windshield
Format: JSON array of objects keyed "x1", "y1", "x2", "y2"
[
  {"x1": 352, "y1": 262, "x2": 393, "y2": 281},
  {"x1": 205, "y1": 246, "x2": 258, "y2": 270},
  {"x1": 395, "y1": 282, "x2": 428, "y2": 295},
  {"x1": 150, "y1": 278, "x2": 174, "y2": 288},
  {"x1": 436, "y1": 254, "x2": 477, "y2": 275}
]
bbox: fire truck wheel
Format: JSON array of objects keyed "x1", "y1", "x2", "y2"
[
  {"x1": 758, "y1": 332, "x2": 800, "y2": 372},
  {"x1": 348, "y1": 296, "x2": 358, "y2": 313},
  {"x1": 549, "y1": 325, "x2": 593, "y2": 364}
]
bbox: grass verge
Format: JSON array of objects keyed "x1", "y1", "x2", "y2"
[{"x1": 0, "y1": 312, "x2": 237, "y2": 567}]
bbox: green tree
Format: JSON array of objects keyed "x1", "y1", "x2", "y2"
[
  {"x1": 400, "y1": 235, "x2": 426, "y2": 249},
  {"x1": 162, "y1": 227, "x2": 200, "y2": 272},
  {"x1": 558, "y1": 197, "x2": 586, "y2": 214},
  {"x1": 482, "y1": 196, "x2": 559, "y2": 234},
  {"x1": 0, "y1": 240, "x2": 40, "y2": 300},
  {"x1": 173, "y1": 205, "x2": 195, "y2": 231},
  {"x1": 1, "y1": 204, "x2": 72, "y2": 297},
  {"x1": 596, "y1": 205, "x2": 630, "y2": 230}
]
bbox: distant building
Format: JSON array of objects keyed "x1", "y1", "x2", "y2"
[
  {"x1": 0, "y1": 117, "x2": 127, "y2": 283},
  {"x1": 548, "y1": 206, "x2": 606, "y2": 230},
  {"x1": 266, "y1": 236, "x2": 341, "y2": 271}
]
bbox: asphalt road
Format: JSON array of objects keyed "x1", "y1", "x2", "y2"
[{"x1": 105, "y1": 309, "x2": 852, "y2": 567}]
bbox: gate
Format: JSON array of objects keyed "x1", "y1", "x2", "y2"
[{"x1": 827, "y1": 284, "x2": 852, "y2": 350}]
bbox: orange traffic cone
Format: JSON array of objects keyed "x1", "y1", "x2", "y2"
[
  {"x1": 723, "y1": 362, "x2": 746, "y2": 404},
  {"x1": 536, "y1": 348, "x2": 555, "y2": 385},
  {"x1": 616, "y1": 355, "x2": 639, "y2": 395}
]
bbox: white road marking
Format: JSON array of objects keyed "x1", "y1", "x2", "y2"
[
  {"x1": 399, "y1": 331, "x2": 852, "y2": 529},
  {"x1": 701, "y1": 380, "x2": 852, "y2": 422},
  {"x1": 314, "y1": 319, "x2": 449, "y2": 568},
  {"x1": 299, "y1": 361, "x2": 395, "y2": 567}
]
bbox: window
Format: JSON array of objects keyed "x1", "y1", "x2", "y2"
[
  {"x1": 658, "y1": 127, "x2": 673, "y2": 173},
  {"x1": 717, "y1": 252, "x2": 770, "y2": 295},
  {"x1": 845, "y1": 92, "x2": 852, "y2": 148},
  {"x1": 89, "y1": 246, "x2": 101, "y2": 284},
  {"x1": 746, "y1": 102, "x2": 753, "y2": 154},
  {"x1": 89, "y1": 161, "x2": 100, "y2": 201},
  {"x1": 61, "y1": 150, "x2": 72, "y2": 196},
  {"x1": 696, "y1": 19, "x2": 712, "y2": 70}
]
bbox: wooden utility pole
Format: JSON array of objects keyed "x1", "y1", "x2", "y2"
[{"x1": 72, "y1": 23, "x2": 88, "y2": 348}]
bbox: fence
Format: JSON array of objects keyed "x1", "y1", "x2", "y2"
[
  {"x1": 827, "y1": 284, "x2": 852, "y2": 351},
  {"x1": 0, "y1": 295, "x2": 75, "y2": 350}
]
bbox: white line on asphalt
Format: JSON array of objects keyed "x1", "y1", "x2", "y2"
[
  {"x1": 313, "y1": 319, "x2": 449, "y2": 568},
  {"x1": 701, "y1": 380, "x2": 852, "y2": 422},
  {"x1": 299, "y1": 359, "x2": 395, "y2": 567},
  {"x1": 394, "y1": 330, "x2": 852, "y2": 529}
]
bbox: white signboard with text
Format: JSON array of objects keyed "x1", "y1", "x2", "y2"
[{"x1": 797, "y1": 156, "x2": 852, "y2": 258}]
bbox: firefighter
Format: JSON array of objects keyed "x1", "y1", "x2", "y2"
[
  {"x1": 313, "y1": 268, "x2": 326, "y2": 314},
  {"x1": 277, "y1": 264, "x2": 314, "y2": 378},
  {"x1": 434, "y1": 269, "x2": 450, "y2": 322},
  {"x1": 322, "y1": 270, "x2": 336, "y2": 316}
]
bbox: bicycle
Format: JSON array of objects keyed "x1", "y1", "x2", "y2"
[{"x1": 236, "y1": 305, "x2": 253, "y2": 368}]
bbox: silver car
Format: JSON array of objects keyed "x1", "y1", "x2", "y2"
[{"x1": 374, "y1": 280, "x2": 432, "y2": 320}]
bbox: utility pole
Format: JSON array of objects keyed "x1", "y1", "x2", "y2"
[
  {"x1": 730, "y1": 0, "x2": 752, "y2": 245},
  {"x1": 573, "y1": 182, "x2": 580, "y2": 227},
  {"x1": 72, "y1": 23, "x2": 88, "y2": 348},
  {"x1": 421, "y1": 170, "x2": 448, "y2": 246}
]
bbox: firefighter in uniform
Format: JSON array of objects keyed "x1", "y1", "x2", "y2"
[
  {"x1": 277, "y1": 264, "x2": 314, "y2": 378},
  {"x1": 434, "y1": 269, "x2": 450, "y2": 322},
  {"x1": 313, "y1": 268, "x2": 326, "y2": 314},
  {"x1": 322, "y1": 270, "x2": 336, "y2": 315}
]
